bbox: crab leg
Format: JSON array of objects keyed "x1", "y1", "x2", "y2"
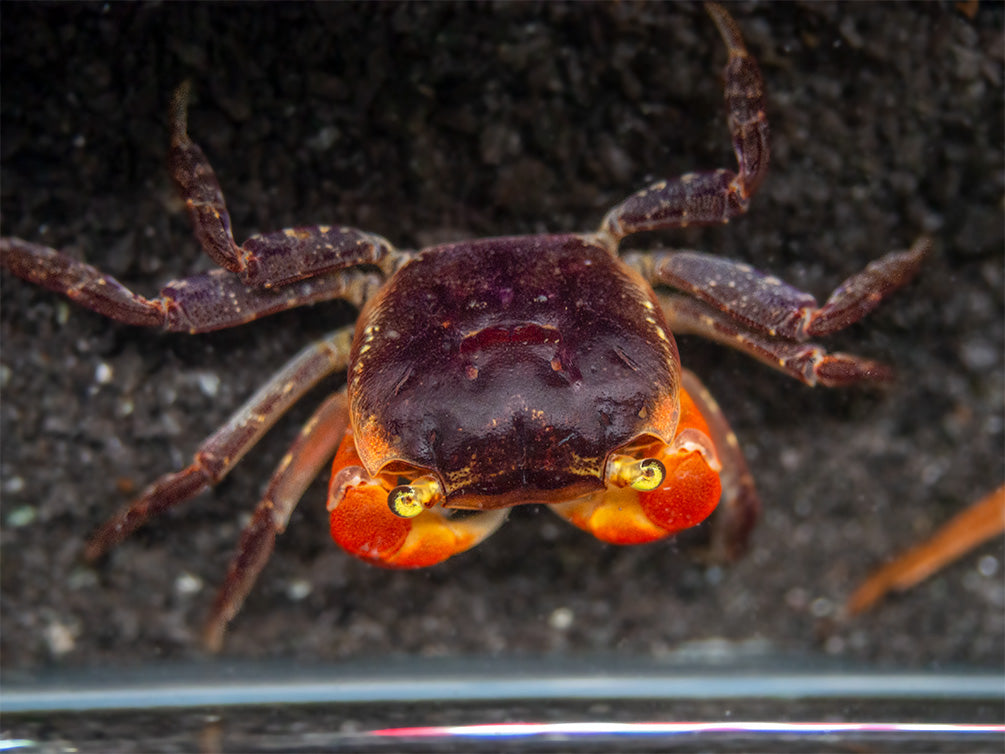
[
  {"x1": 602, "y1": 2, "x2": 768, "y2": 239},
  {"x1": 626, "y1": 238, "x2": 928, "y2": 342},
  {"x1": 204, "y1": 391, "x2": 350, "y2": 651},
  {"x1": 680, "y1": 369, "x2": 760, "y2": 561},
  {"x1": 1, "y1": 238, "x2": 380, "y2": 333},
  {"x1": 658, "y1": 292, "x2": 892, "y2": 387},
  {"x1": 170, "y1": 82, "x2": 395, "y2": 288},
  {"x1": 846, "y1": 485, "x2": 1005, "y2": 615},
  {"x1": 85, "y1": 327, "x2": 354, "y2": 560}
]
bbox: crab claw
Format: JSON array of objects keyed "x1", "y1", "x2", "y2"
[
  {"x1": 551, "y1": 446, "x2": 722, "y2": 545},
  {"x1": 327, "y1": 430, "x2": 507, "y2": 568},
  {"x1": 550, "y1": 386, "x2": 723, "y2": 545}
]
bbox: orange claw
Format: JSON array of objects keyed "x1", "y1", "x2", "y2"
[
  {"x1": 553, "y1": 486, "x2": 669, "y2": 545},
  {"x1": 550, "y1": 386, "x2": 723, "y2": 545},
  {"x1": 638, "y1": 449, "x2": 722, "y2": 535},
  {"x1": 327, "y1": 430, "x2": 506, "y2": 568},
  {"x1": 846, "y1": 485, "x2": 1005, "y2": 615},
  {"x1": 328, "y1": 481, "x2": 413, "y2": 565},
  {"x1": 551, "y1": 448, "x2": 722, "y2": 545}
]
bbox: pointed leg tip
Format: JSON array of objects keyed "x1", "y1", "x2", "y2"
[
  {"x1": 705, "y1": 1, "x2": 748, "y2": 56},
  {"x1": 202, "y1": 622, "x2": 226, "y2": 653},
  {"x1": 816, "y1": 355, "x2": 895, "y2": 387}
]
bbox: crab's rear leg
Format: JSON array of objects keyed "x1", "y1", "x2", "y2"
[
  {"x1": 602, "y1": 2, "x2": 767, "y2": 240},
  {"x1": 681, "y1": 370, "x2": 760, "y2": 560},
  {"x1": 204, "y1": 391, "x2": 350, "y2": 651},
  {"x1": 1, "y1": 238, "x2": 380, "y2": 333},
  {"x1": 170, "y1": 82, "x2": 394, "y2": 287},
  {"x1": 85, "y1": 327, "x2": 353, "y2": 560}
]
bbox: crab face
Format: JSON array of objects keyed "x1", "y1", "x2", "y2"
[{"x1": 348, "y1": 235, "x2": 681, "y2": 509}]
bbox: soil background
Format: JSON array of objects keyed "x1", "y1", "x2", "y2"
[{"x1": 2, "y1": 0, "x2": 1002, "y2": 690}]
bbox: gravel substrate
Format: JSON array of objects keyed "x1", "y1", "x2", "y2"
[{"x1": 2, "y1": 2, "x2": 1001, "y2": 676}]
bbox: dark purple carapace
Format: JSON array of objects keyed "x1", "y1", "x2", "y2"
[{"x1": 349, "y1": 235, "x2": 680, "y2": 508}]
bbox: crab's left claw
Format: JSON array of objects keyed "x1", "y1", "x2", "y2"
[
  {"x1": 327, "y1": 429, "x2": 507, "y2": 568},
  {"x1": 552, "y1": 374, "x2": 758, "y2": 555}
]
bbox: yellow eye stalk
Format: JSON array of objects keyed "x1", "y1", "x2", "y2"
[
  {"x1": 608, "y1": 454, "x2": 666, "y2": 492},
  {"x1": 387, "y1": 475, "x2": 444, "y2": 518}
]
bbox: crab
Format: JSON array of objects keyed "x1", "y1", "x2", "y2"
[{"x1": 0, "y1": 3, "x2": 926, "y2": 650}]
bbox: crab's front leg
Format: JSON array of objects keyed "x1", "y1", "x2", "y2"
[
  {"x1": 326, "y1": 429, "x2": 508, "y2": 568},
  {"x1": 1, "y1": 238, "x2": 379, "y2": 333},
  {"x1": 602, "y1": 2, "x2": 767, "y2": 240},
  {"x1": 2, "y1": 83, "x2": 400, "y2": 309},
  {"x1": 550, "y1": 370, "x2": 758, "y2": 558},
  {"x1": 169, "y1": 82, "x2": 395, "y2": 287}
]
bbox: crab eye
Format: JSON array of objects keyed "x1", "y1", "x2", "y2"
[
  {"x1": 608, "y1": 454, "x2": 666, "y2": 491},
  {"x1": 387, "y1": 475, "x2": 444, "y2": 518}
]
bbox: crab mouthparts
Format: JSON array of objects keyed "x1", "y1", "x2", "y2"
[{"x1": 444, "y1": 475, "x2": 605, "y2": 511}]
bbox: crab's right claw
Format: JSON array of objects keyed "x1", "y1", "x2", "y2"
[{"x1": 551, "y1": 386, "x2": 723, "y2": 545}]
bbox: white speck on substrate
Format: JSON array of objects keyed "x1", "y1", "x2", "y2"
[
  {"x1": 548, "y1": 606, "x2": 575, "y2": 631},
  {"x1": 286, "y1": 579, "x2": 313, "y2": 601},
  {"x1": 175, "y1": 571, "x2": 204, "y2": 596}
]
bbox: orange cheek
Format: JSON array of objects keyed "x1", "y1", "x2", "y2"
[
  {"x1": 677, "y1": 384, "x2": 713, "y2": 439},
  {"x1": 331, "y1": 426, "x2": 364, "y2": 469}
]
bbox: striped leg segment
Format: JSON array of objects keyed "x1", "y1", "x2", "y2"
[
  {"x1": 204, "y1": 391, "x2": 351, "y2": 651},
  {"x1": 169, "y1": 82, "x2": 394, "y2": 288},
  {"x1": 602, "y1": 2, "x2": 768, "y2": 239},
  {"x1": 85, "y1": 328, "x2": 354, "y2": 561}
]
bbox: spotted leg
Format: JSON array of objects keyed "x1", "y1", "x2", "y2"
[
  {"x1": 1, "y1": 238, "x2": 380, "y2": 333},
  {"x1": 601, "y1": 2, "x2": 768, "y2": 239},
  {"x1": 170, "y1": 82, "x2": 395, "y2": 287},
  {"x1": 326, "y1": 428, "x2": 508, "y2": 569},
  {"x1": 662, "y1": 293, "x2": 893, "y2": 386},
  {"x1": 204, "y1": 391, "x2": 350, "y2": 651},
  {"x1": 627, "y1": 237, "x2": 928, "y2": 386},
  {"x1": 85, "y1": 327, "x2": 354, "y2": 560}
]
